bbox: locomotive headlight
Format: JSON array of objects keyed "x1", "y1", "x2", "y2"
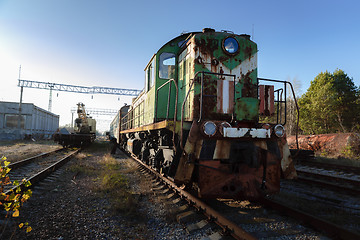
[
  {"x1": 223, "y1": 37, "x2": 239, "y2": 54},
  {"x1": 219, "y1": 122, "x2": 231, "y2": 136},
  {"x1": 274, "y1": 124, "x2": 285, "y2": 138},
  {"x1": 203, "y1": 121, "x2": 217, "y2": 136}
]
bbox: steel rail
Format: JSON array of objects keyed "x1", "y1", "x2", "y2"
[
  {"x1": 298, "y1": 161, "x2": 360, "y2": 175},
  {"x1": 5, "y1": 149, "x2": 80, "y2": 195},
  {"x1": 296, "y1": 176, "x2": 360, "y2": 195},
  {"x1": 296, "y1": 169, "x2": 360, "y2": 186},
  {"x1": 8, "y1": 148, "x2": 64, "y2": 170},
  {"x1": 130, "y1": 154, "x2": 256, "y2": 240},
  {"x1": 259, "y1": 197, "x2": 360, "y2": 240}
]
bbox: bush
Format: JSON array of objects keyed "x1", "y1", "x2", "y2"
[{"x1": 0, "y1": 156, "x2": 32, "y2": 236}]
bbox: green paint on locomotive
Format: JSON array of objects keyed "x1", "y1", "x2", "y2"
[
  {"x1": 131, "y1": 30, "x2": 260, "y2": 130},
  {"x1": 182, "y1": 31, "x2": 259, "y2": 122}
]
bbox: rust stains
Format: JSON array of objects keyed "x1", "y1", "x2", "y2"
[
  {"x1": 213, "y1": 140, "x2": 231, "y2": 159},
  {"x1": 278, "y1": 136, "x2": 297, "y2": 179},
  {"x1": 244, "y1": 46, "x2": 253, "y2": 60},
  {"x1": 174, "y1": 121, "x2": 201, "y2": 184},
  {"x1": 195, "y1": 38, "x2": 219, "y2": 54},
  {"x1": 197, "y1": 149, "x2": 281, "y2": 200},
  {"x1": 240, "y1": 71, "x2": 257, "y2": 98},
  {"x1": 217, "y1": 79, "x2": 223, "y2": 113}
]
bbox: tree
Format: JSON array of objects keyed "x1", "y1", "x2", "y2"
[
  {"x1": 298, "y1": 69, "x2": 359, "y2": 134},
  {"x1": 286, "y1": 77, "x2": 301, "y2": 136}
]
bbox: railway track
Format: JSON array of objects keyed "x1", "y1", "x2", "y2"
[
  {"x1": 273, "y1": 174, "x2": 360, "y2": 237},
  {"x1": 298, "y1": 160, "x2": 360, "y2": 175},
  {"x1": 126, "y1": 151, "x2": 360, "y2": 239},
  {"x1": 295, "y1": 164, "x2": 360, "y2": 195},
  {"x1": 4, "y1": 148, "x2": 80, "y2": 194},
  {"x1": 130, "y1": 153, "x2": 255, "y2": 240}
]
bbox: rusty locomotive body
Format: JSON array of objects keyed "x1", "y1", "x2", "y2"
[{"x1": 112, "y1": 28, "x2": 297, "y2": 199}]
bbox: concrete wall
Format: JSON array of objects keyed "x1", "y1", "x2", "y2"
[{"x1": 0, "y1": 101, "x2": 59, "y2": 140}]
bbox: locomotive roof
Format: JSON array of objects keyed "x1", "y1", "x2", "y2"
[{"x1": 156, "y1": 29, "x2": 253, "y2": 54}]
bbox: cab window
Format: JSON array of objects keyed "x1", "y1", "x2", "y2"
[
  {"x1": 159, "y1": 52, "x2": 175, "y2": 79},
  {"x1": 145, "y1": 58, "x2": 156, "y2": 92}
]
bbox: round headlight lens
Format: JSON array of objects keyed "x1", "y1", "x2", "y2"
[
  {"x1": 219, "y1": 122, "x2": 231, "y2": 136},
  {"x1": 203, "y1": 121, "x2": 217, "y2": 136},
  {"x1": 274, "y1": 124, "x2": 285, "y2": 138},
  {"x1": 223, "y1": 37, "x2": 239, "y2": 54}
]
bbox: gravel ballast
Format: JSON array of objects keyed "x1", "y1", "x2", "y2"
[{"x1": 1, "y1": 142, "x2": 193, "y2": 239}]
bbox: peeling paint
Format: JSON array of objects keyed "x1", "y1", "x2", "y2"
[{"x1": 223, "y1": 128, "x2": 271, "y2": 138}]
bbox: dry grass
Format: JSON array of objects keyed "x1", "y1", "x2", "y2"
[
  {"x1": 96, "y1": 153, "x2": 139, "y2": 215},
  {"x1": 67, "y1": 142, "x2": 139, "y2": 215}
]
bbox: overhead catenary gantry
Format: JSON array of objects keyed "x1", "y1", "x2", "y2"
[
  {"x1": 17, "y1": 79, "x2": 142, "y2": 112},
  {"x1": 70, "y1": 107, "x2": 118, "y2": 116}
]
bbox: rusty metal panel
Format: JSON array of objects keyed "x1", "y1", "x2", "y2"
[
  {"x1": 278, "y1": 135, "x2": 297, "y2": 179},
  {"x1": 190, "y1": 33, "x2": 259, "y2": 122},
  {"x1": 213, "y1": 140, "x2": 231, "y2": 159},
  {"x1": 216, "y1": 78, "x2": 235, "y2": 114},
  {"x1": 259, "y1": 85, "x2": 275, "y2": 116},
  {"x1": 174, "y1": 121, "x2": 201, "y2": 184},
  {"x1": 198, "y1": 150, "x2": 280, "y2": 199}
]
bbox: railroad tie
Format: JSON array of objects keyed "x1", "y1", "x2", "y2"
[{"x1": 186, "y1": 219, "x2": 210, "y2": 233}]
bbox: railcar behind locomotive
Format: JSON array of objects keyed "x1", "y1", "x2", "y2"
[
  {"x1": 54, "y1": 102, "x2": 96, "y2": 147},
  {"x1": 112, "y1": 28, "x2": 298, "y2": 200}
]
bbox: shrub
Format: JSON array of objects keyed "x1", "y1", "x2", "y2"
[{"x1": 0, "y1": 156, "x2": 32, "y2": 236}]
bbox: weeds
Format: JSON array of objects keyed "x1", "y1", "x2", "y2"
[
  {"x1": 70, "y1": 144, "x2": 138, "y2": 216},
  {"x1": 97, "y1": 154, "x2": 137, "y2": 215},
  {"x1": 341, "y1": 146, "x2": 359, "y2": 159}
]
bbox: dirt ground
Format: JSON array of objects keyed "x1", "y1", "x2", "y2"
[
  {"x1": 287, "y1": 133, "x2": 360, "y2": 159},
  {"x1": 0, "y1": 140, "x2": 62, "y2": 163}
]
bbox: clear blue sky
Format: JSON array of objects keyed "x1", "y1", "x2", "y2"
[{"x1": 1, "y1": 0, "x2": 359, "y2": 131}]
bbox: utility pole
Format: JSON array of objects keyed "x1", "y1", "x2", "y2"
[
  {"x1": 48, "y1": 83, "x2": 54, "y2": 112},
  {"x1": 17, "y1": 65, "x2": 23, "y2": 139}
]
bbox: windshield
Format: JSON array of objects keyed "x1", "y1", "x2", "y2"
[{"x1": 159, "y1": 52, "x2": 175, "y2": 79}]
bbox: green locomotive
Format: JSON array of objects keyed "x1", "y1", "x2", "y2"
[{"x1": 116, "y1": 28, "x2": 297, "y2": 199}]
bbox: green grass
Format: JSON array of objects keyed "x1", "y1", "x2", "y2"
[{"x1": 96, "y1": 152, "x2": 138, "y2": 215}]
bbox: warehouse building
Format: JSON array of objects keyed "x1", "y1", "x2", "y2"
[{"x1": 0, "y1": 101, "x2": 59, "y2": 140}]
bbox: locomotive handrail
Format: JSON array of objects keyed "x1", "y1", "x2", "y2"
[
  {"x1": 258, "y1": 77, "x2": 300, "y2": 150},
  {"x1": 155, "y1": 79, "x2": 178, "y2": 150},
  {"x1": 180, "y1": 71, "x2": 236, "y2": 149},
  {"x1": 180, "y1": 71, "x2": 200, "y2": 149},
  {"x1": 155, "y1": 79, "x2": 178, "y2": 122},
  {"x1": 274, "y1": 88, "x2": 284, "y2": 123}
]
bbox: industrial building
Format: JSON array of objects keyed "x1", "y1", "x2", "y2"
[{"x1": 0, "y1": 101, "x2": 59, "y2": 140}]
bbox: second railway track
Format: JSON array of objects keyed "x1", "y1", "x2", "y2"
[{"x1": 4, "y1": 148, "x2": 80, "y2": 194}]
